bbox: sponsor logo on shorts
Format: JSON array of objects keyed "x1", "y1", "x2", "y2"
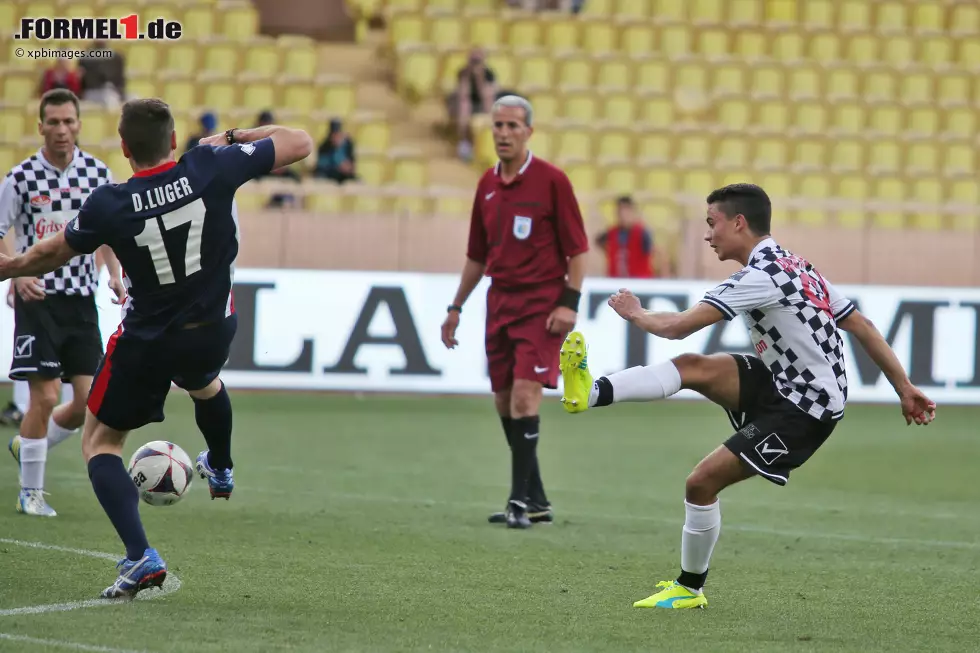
[
  {"x1": 39, "y1": 360, "x2": 59, "y2": 368},
  {"x1": 14, "y1": 335, "x2": 34, "y2": 359},
  {"x1": 755, "y1": 433, "x2": 789, "y2": 465},
  {"x1": 738, "y1": 424, "x2": 761, "y2": 440},
  {"x1": 533, "y1": 365, "x2": 549, "y2": 374}
]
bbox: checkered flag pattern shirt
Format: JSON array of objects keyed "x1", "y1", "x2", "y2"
[
  {"x1": 0, "y1": 147, "x2": 112, "y2": 296},
  {"x1": 701, "y1": 238, "x2": 856, "y2": 422}
]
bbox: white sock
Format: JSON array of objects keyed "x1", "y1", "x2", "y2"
[
  {"x1": 680, "y1": 500, "x2": 721, "y2": 593},
  {"x1": 588, "y1": 361, "x2": 682, "y2": 406},
  {"x1": 13, "y1": 381, "x2": 29, "y2": 414},
  {"x1": 18, "y1": 437, "x2": 48, "y2": 491},
  {"x1": 46, "y1": 414, "x2": 76, "y2": 448},
  {"x1": 60, "y1": 383, "x2": 74, "y2": 404}
]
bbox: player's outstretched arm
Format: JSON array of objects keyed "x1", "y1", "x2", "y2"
[
  {"x1": 608, "y1": 289, "x2": 723, "y2": 340},
  {"x1": 200, "y1": 125, "x2": 313, "y2": 170},
  {"x1": 0, "y1": 231, "x2": 78, "y2": 281},
  {"x1": 838, "y1": 309, "x2": 936, "y2": 425}
]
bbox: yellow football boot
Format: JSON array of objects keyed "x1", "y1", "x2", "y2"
[
  {"x1": 633, "y1": 580, "x2": 708, "y2": 609},
  {"x1": 559, "y1": 331, "x2": 592, "y2": 413}
]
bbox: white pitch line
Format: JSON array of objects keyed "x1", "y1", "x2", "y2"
[
  {"x1": 0, "y1": 632, "x2": 145, "y2": 653},
  {"x1": 0, "y1": 539, "x2": 181, "y2": 617}
]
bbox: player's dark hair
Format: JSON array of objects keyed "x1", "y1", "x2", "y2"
[
  {"x1": 706, "y1": 183, "x2": 772, "y2": 236},
  {"x1": 118, "y1": 98, "x2": 175, "y2": 166},
  {"x1": 39, "y1": 89, "x2": 80, "y2": 122},
  {"x1": 616, "y1": 195, "x2": 634, "y2": 207}
]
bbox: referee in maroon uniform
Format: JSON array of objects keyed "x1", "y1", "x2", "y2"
[{"x1": 441, "y1": 95, "x2": 589, "y2": 529}]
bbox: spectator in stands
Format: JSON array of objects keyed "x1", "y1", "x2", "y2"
[
  {"x1": 184, "y1": 112, "x2": 217, "y2": 154},
  {"x1": 78, "y1": 40, "x2": 126, "y2": 107},
  {"x1": 313, "y1": 118, "x2": 357, "y2": 184},
  {"x1": 448, "y1": 48, "x2": 497, "y2": 162},
  {"x1": 595, "y1": 196, "x2": 663, "y2": 279},
  {"x1": 255, "y1": 110, "x2": 301, "y2": 208},
  {"x1": 39, "y1": 58, "x2": 81, "y2": 97}
]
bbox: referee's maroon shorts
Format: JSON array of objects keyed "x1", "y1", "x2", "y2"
[{"x1": 485, "y1": 279, "x2": 566, "y2": 393}]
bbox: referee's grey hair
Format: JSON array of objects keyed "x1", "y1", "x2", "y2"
[{"x1": 492, "y1": 95, "x2": 534, "y2": 127}]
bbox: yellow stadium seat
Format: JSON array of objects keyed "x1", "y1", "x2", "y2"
[
  {"x1": 837, "y1": 175, "x2": 868, "y2": 202},
  {"x1": 201, "y1": 76, "x2": 238, "y2": 113},
  {"x1": 646, "y1": 0, "x2": 677, "y2": 22},
  {"x1": 716, "y1": 136, "x2": 749, "y2": 170},
  {"x1": 826, "y1": 68, "x2": 858, "y2": 101},
  {"x1": 944, "y1": 144, "x2": 975, "y2": 177},
  {"x1": 867, "y1": 141, "x2": 901, "y2": 175},
  {"x1": 764, "y1": 0, "x2": 797, "y2": 27},
  {"x1": 937, "y1": 73, "x2": 970, "y2": 108},
  {"x1": 243, "y1": 40, "x2": 281, "y2": 79},
  {"x1": 1, "y1": 69, "x2": 33, "y2": 105},
  {"x1": 752, "y1": 138, "x2": 788, "y2": 170},
  {"x1": 787, "y1": 65, "x2": 820, "y2": 101},
  {"x1": 754, "y1": 101, "x2": 789, "y2": 134},
  {"x1": 906, "y1": 107, "x2": 939, "y2": 139},
  {"x1": 875, "y1": 1, "x2": 907, "y2": 35},
  {"x1": 675, "y1": 134, "x2": 711, "y2": 168},
  {"x1": 864, "y1": 70, "x2": 896, "y2": 104},
  {"x1": 389, "y1": 13, "x2": 425, "y2": 46},
  {"x1": 0, "y1": 144, "x2": 17, "y2": 175},
  {"x1": 530, "y1": 92, "x2": 559, "y2": 124},
  {"x1": 125, "y1": 46, "x2": 160, "y2": 76},
  {"x1": 581, "y1": 0, "x2": 613, "y2": 16},
  {"x1": 715, "y1": 99, "x2": 750, "y2": 132},
  {"x1": 749, "y1": 64, "x2": 783, "y2": 99},
  {"x1": 431, "y1": 193, "x2": 469, "y2": 218},
  {"x1": 642, "y1": 168, "x2": 677, "y2": 195},
  {"x1": 792, "y1": 104, "x2": 827, "y2": 136},
  {"x1": 771, "y1": 31, "x2": 803, "y2": 62},
  {"x1": 807, "y1": 32, "x2": 840, "y2": 64},
  {"x1": 305, "y1": 188, "x2": 344, "y2": 215},
  {"x1": 222, "y1": 2, "x2": 259, "y2": 40},
  {"x1": 796, "y1": 175, "x2": 831, "y2": 226},
  {"x1": 950, "y1": 179, "x2": 979, "y2": 206},
  {"x1": 160, "y1": 76, "x2": 196, "y2": 111},
  {"x1": 674, "y1": 61, "x2": 708, "y2": 96},
  {"x1": 0, "y1": 106, "x2": 25, "y2": 143},
  {"x1": 602, "y1": 93, "x2": 637, "y2": 127},
  {"x1": 905, "y1": 143, "x2": 939, "y2": 177},
  {"x1": 691, "y1": 0, "x2": 724, "y2": 26},
  {"x1": 659, "y1": 25, "x2": 692, "y2": 59},
  {"x1": 596, "y1": 130, "x2": 633, "y2": 163},
  {"x1": 828, "y1": 102, "x2": 864, "y2": 136},
  {"x1": 620, "y1": 23, "x2": 656, "y2": 57},
  {"x1": 556, "y1": 130, "x2": 592, "y2": 162},
  {"x1": 911, "y1": 2, "x2": 943, "y2": 36},
  {"x1": 427, "y1": 0, "x2": 461, "y2": 11},
  {"x1": 392, "y1": 155, "x2": 427, "y2": 188},
  {"x1": 910, "y1": 181, "x2": 944, "y2": 231},
  {"x1": 602, "y1": 164, "x2": 639, "y2": 194},
  {"x1": 563, "y1": 92, "x2": 599, "y2": 124},
  {"x1": 283, "y1": 82, "x2": 316, "y2": 115},
  {"x1": 838, "y1": 0, "x2": 870, "y2": 33},
  {"x1": 943, "y1": 107, "x2": 976, "y2": 141},
  {"x1": 558, "y1": 56, "x2": 594, "y2": 91},
  {"x1": 242, "y1": 82, "x2": 275, "y2": 112},
  {"x1": 636, "y1": 133, "x2": 672, "y2": 166},
  {"x1": 710, "y1": 62, "x2": 746, "y2": 98},
  {"x1": 161, "y1": 41, "x2": 199, "y2": 76},
  {"x1": 957, "y1": 40, "x2": 980, "y2": 69},
  {"x1": 791, "y1": 139, "x2": 826, "y2": 172},
  {"x1": 802, "y1": 0, "x2": 833, "y2": 31},
  {"x1": 354, "y1": 156, "x2": 388, "y2": 186},
  {"x1": 828, "y1": 139, "x2": 863, "y2": 174},
  {"x1": 486, "y1": 52, "x2": 515, "y2": 88},
  {"x1": 80, "y1": 110, "x2": 111, "y2": 143},
  {"x1": 581, "y1": 20, "x2": 617, "y2": 55},
  {"x1": 951, "y1": 4, "x2": 980, "y2": 37},
  {"x1": 638, "y1": 96, "x2": 675, "y2": 130},
  {"x1": 882, "y1": 36, "x2": 914, "y2": 68},
  {"x1": 281, "y1": 39, "x2": 317, "y2": 80},
  {"x1": 466, "y1": 13, "x2": 503, "y2": 48},
  {"x1": 543, "y1": 16, "x2": 580, "y2": 54},
  {"x1": 635, "y1": 59, "x2": 670, "y2": 95},
  {"x1": 529, "y1": 125, "x2": 554, "y2": 160},
  {"x1": 871, "y1": 177, "x2": 906, "y2": 229},
  {"x1": 920, "y1": 37, "x2": 952, "y2": 69},
  {"x1": 508, "y1": 16, "x2": 541, "y2": 51},
  {"x1": 203, "y1": 41, "x2": 239, "y2": 77},
  {"x1": 867, "y1": 105, "x2": 902, "y2": 137},
  {"x1": 182, "y1": 4, "x2": 216, "y2": 39},
  {"x1": 438, "y1": 51, "x2": 467, "y2": 95},
  {"x1": 0, "y1": 2, "x2": 15, "y2": 32},
  {"x1": 322, "y1": 81, "x2": 356, "y2": 118},
  {"x1": 385, "y1": 0, "x2": 421, "y2": 10},
  {"x1": 517, "y1": 55, "x2": 553, "y2": 92},
  {"x1": 564, "y1": 163, "x2": 598, "y2": 195},
  {"x1": 680, "y1": 169, "x2": 715, "y2": 195},
  {"x1": 428, "y1": 15, "x2": 465, "y2": 49},
  {"x1": 900, "y1": 72, "x2": 933, "y2": 107},
  {"x1": 595, "y1": 59, "x2": 632, "y2": 91},
  {"x1": 397, "y1": 49, "x2": 438, "y2": 100},
  {"x1": 729, "y1": 0, "x2": 762, "y2": 26},
  {"x1": 758, "y1": 172, "x2": 791, "y2": 200},
  {"x1": 733, "y1": 29, "x2": 767, "y2": 61},
  {"x1": 845, "y1": 34, "x2": 879, "y2": 67},
  {"x1": 698, "y1": 30, "x2": 732, "y2": 63}
]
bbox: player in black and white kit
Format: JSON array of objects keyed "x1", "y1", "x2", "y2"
[
  {"x1": 558, "y1": 184, "x2": 937, "y2": 610},
  {"x1": 0, "y1": 89, "x2": 124, "y2": 517}
]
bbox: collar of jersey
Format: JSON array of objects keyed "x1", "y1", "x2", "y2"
[
  {"x1": 133, "y1": 160, "x2": 177, "y2": 178},
  {"x1": 493, "y1": 150, "x2": 534, "y2": 181},
  {"x1": 748, "y1": 237, "x2": 777, "y2": 264},
  {"x1": 36, "y1": 146, "x2": 81, "y2": 173}
]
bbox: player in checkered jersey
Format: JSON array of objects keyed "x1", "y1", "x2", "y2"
[
  {"x1": 0, "y1": 90, "x2": 125, "y2": 518},
  {"x1": 559, "y1": 183, "x2": 937, "y2": 610}
]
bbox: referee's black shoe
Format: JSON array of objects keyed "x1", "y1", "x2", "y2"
[{"x1": 488, "y1": 500, "x2": 553, "y2": 526}]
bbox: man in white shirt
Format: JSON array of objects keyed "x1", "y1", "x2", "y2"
[{"x1": 557, "y1": 183, "x2": 936, "y2": 610}]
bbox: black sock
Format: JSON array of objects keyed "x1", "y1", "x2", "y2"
[
  {"x1": 593, "y1": 377, "x2": 614, "y2": 407},
  {"x1": 500, "y1": 416, "x2": 516, "y2": 449},
  {"x1": 194, "y1": 383, "x2": 233, "y2": 471},
  {"x1": 508, "y1": 416, "x2": 539, "y2": 505},
  {"x1": 527, "y1": 455, "x2": 549, "y2": 507},
  {"x1": 677, "y1": 569, "x2": 709, "y2": 591},
  {"x1": 88, "y1": 454, "x2": 150, "y2": 562}
]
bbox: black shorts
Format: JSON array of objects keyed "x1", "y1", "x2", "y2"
[
  {"x1": 722, "y1": 354, "x2": 837, "y2": 487},
  {"x1": 9, "y1": 293, "x2": 103, "y2": 381},
  {"x1": 87, "y1": 315, "x2": 238, "y2": 432}
]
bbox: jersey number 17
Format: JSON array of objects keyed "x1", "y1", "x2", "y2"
[{"x1": 134, "y1": 198, "x2": 206, "y2": 285}]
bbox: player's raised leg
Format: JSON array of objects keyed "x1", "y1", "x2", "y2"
[
  {"x1": 192, "y1": 377, "x2": 235, "y2": 500},
  {"x1": 82, "y1": 411, "x2": 166, "y2": 599}
]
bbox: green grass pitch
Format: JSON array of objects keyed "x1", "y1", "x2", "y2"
[{"x1": 1, "y1": 392, "x2": 978, "y2": 652}]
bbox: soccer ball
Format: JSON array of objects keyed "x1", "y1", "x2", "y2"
[{"x1": 128, "y1": 441, "x2": 194, "y2": 507}]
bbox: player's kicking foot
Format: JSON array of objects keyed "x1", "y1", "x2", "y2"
[
  {"x1": 632, "y1": 581, "x2": 708, "y2": 609},
  {"x1": 100, "y1": 548, "x2": 167, "y2": 599},
  {"x1": 196, "y1": 450, "x2": 234, "y2": 500},
  {"x1": 488, "y1": 501, "x2": 553, "y2": 525},
  {"x1": 8, "y1": 435, "x2": 21, "y2": 485},
  {"x1": 559, "y1": 331, "x2": 592, "y2": 414},
  {"x1": 16, "y1": 489, "x2": 56, "y2": 517}
]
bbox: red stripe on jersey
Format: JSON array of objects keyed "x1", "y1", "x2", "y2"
[
  {"x1": 88, "y1": 325, "x2": 122, "y2": 415},
  {"x1": 132, "y1": 161, "x2": 177, "y2": 178},
  {"x1": 229, "y1": 289, "x2": 235, "y2": 315}
]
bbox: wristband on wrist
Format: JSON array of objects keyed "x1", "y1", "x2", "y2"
[
  {"x1": 447, "y1": 304, "x2": 462, "y2": 314},
  {"x1": 225, "y1": 128, "x2": 237, "y2": 144},
  {"x1": 557, "y1": 286, "x2": 581, "y2": 311}
]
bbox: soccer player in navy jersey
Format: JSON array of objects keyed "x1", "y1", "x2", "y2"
[{"x1": 0, "y1": 98, "x2": 313, "y2": 599}]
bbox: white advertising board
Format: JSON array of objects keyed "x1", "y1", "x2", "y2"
[{"x1": 1, "y1": 270, "x2": 979, "y2": 403}]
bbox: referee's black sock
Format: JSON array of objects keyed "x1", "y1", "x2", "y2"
[
  {"x1": 508, "y1": 416, "x2": 539, "y2": 505},
  {"x1": 500, "y1": 416, "x2": 516, "y2": 449},
  {"x1": 527, "y1": 453, "x2": 549, "y2": 507},
  {"x1": 194, "y1": 382, "x2": 233, "y2": 471},
  {"x1": 88, "y1": 454, "x2": 150, "y2": 562}
]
